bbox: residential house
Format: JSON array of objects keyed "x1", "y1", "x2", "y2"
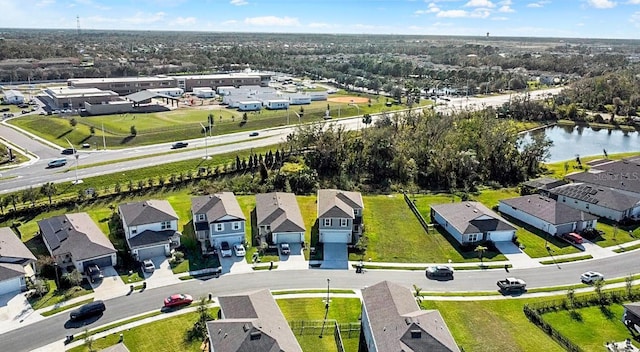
[
  {"x1": 191, "y1": 192, "x2": 246, "y2": 253},
  {"x1": 430, "y1": 202, "x2": 516, "y2": 245},
  {"x1": 317, "y1": 189, "x2": 363, "y2": 244},
  {"x1": 498, "y1": 195, "x2": 597, "y2": 236},
  {"x1": 0, "y1": 227, "x2": 36, "y2": 295},
  {"x1": 521, "y1": 177, "x2": 568, "y2": 196},
  {"x1": 118, "y1": 200, "x2": 181, "y2": 261},
  {"x1": 623, "y1": 302, "x2": 640, "y2": 334},
  {"x1": 256, "y1": 192, "x2": 305, "y2": 245},
  {"x1": 550, "y1": 183, "x2": 640, "y2": 222},
  {"x1": 206, "y1": 289, "x2": 302, "y2": 352},
  {"x1": 361, "y1": 281, "x2": 460, "y2": 352},
  {"x1": 38, "y1": 213, "x2": 116, "y2": 272},
  {"x1": 565, "y1": 157, "x2": 640, "y2": 199},
  {"x1": 98, "y1": 343, "x2": 130, "y2": 352}
]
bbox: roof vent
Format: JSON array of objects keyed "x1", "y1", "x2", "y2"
[
  {"x1": 405, "y1": 317, "x2": 412, "y2": 325},
  {"x1": 250, "y1": 331, "x2": 262, "y2": 340},
  {"x1": 410, "y1": 330, "x2": 422, "y2": 339},
  {"x1": 243, "y1": 324, "x2": 251, "y2": 332}
]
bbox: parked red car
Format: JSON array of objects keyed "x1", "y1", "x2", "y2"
[
  {"x1": 163, "y1": 294, "x2": 193, "y2": 308},
  {"x1": 564, "y1": 232, "x2": 583, "y2": 244}
]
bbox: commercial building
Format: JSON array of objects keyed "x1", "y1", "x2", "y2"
[
  {"x1": 193, "y1": 87, "x2": 215, "y2": 98},
  {"x1": 148, "y1": 87, "x2": 184, "y2": 97},
  {"x1": 2, "y1": 90, "x2": 25, "y2": 105},
  {"x1": 44, "y1": 87, "x2": 120, "y2": 109},
  {"x1": 175, "y1": 73, "x2": 268, "y2": 92},
  {"x1": 67, "y1": 76, "x2": 176, "y2": 95}
]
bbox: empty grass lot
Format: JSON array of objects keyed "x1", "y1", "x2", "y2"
[
  {"x1": 357, "y1": 194, "x2": 506, "y2": 263},
  {"x1": 67, "y1": 308, "x2": 220, "y2": 352},
  {"x1": 277, "y1": 298, "x2": 362, "y2": 352},
  {"x1": 542, "y1": 304, "x2": 638, "y2": 350},
  {"x1": 422, "y1": 298, "x2": 564, "y2": 352}
]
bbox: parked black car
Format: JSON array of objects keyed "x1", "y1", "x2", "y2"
[
  {"x1": 85, "y1": 264, "x2": 104, "y2": 283},
  {"x1": 61, "y1": 148, "x2": 76, "y2": 155},
  {"x1": 425, "y1": 265, "x2": 454, "y2": 279},
  {"x1": 171, "y1": 142, "x2": 188, "y2": 149},
  {"x1": 69, "y1": 300, "x2": 106, "y2": 320}
]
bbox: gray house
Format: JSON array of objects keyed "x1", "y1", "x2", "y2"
[
  {"x1": 431, "y1": 202, "x2": 516, "y2": 245},
  {"x1": 118, "y1": 200, "x2": 181, "y2": 261},
  {"x1": 192, "y1": 192, "x2": 246, "y2": 254},
  {"x1": 361, "y1": 281, "x2": 460, "y2": 352},
  {"x1": 623, "y1": 302, "x2": 640, "y2": 334},
  {"x1": 38, "y1": 213, "x2": 117, "y2": 272},
  {"x1": 498, "y1": 195, "x2": 597, "y2": 236},
  {"x1": 0, "y1": 227, "x2": 36, "y2": 295},
  {"x1": 256, "y1": 192, "x2": 305, "y2": 245},
  {"x1": 317, "y1": 189, "x2": 363, "y2": 244},
  {"x1": 521, "y1": 177, "x2": 568, "y2": 196},
  {"x1": 551, "y1": 183, "x2": 640, "y2": 222},
  {"x1": 207, "y1": 289, "x2": 302, "y2": 352}
]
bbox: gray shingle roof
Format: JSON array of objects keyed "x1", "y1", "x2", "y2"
[
  {"x1": 119, "y1": 200, "x2": 178, "y2": 226},
  {"x1": 565, "y1": 158, "x2": 640, "y2": 195},
  {"x1": 38, "y1": 213, "x2": 116, "y2": 261},
  {"x1": 128, "y1": 229, "x2": 179, "y2": 248},
  {"x1": 208, "y1": 289, "x2": 302, "y2": 352},
  {"x1": 0, "y1": 227, "x2": 36, "y2": 263},
  {"x1": 499, "y1": 195, "x2": 597, "y2": 225},
  {"x1": 625, "y1": 302, "x2": 640, "y2": 319},
  {"x1": 431, "y1": 202, "x2": 516, "y2": 235},
  {"x1": 191, "y1": 192, "x2": 245, "y2": 223},
  {"x1": 317, "y1": 189, "x2": 363, "y2": 219},
  {"x1": 551, "y1": 183, "x2": 640, "y2": 212},
  {"x1": 256, "y1": 193, "x2": 305, "y2": 233},
  {"x1": 361, "y1": 281, "x2": 460, "y2": 352},
  {"x1": 0, "y1": 263, "x2": 26, "y2": 282},
  {"x1": 99, "y1": 343, "x2": 131, "y2": 352},
  {"x1": 522, "y1": 177, "x2": 568, "y2": 191}
]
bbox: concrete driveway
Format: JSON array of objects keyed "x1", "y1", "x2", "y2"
[
  {"x1": 0, "y1": 292, "x2": 43, "y2": 335},
  {"x1": 91, "y1": 266, "x2": 129, "y2": 300},
  {"x1": 219, "y1": 254, "x2": 253, "y2": 275},
  {"x1": 321, "y1": 243, "x2": 349, "y2": 269},
  {"x1": 277, "y1": 243, "x2": 308, "y2": 270},
  {"x1": 142, "y1": 257, "x2": 180, "y2": 289}
]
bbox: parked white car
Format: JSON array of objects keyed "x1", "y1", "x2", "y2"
[
  {"x1": 233, "y1": 243, "x2": 246, "y2": 257},
  {"x1": 581, "y1": 271, "x2": 604, "y2": 284}
]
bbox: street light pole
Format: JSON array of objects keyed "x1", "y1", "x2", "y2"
[
  {"x1": 101, "y1": 122, "x2": 106, "y2": 150},
  {"x1": 319, "y1": 278, "x2": 330, "y2": 338},
  {"x1": 53, "y1": 261, "x2": 59, "y2": 291},
  {"x1": 294, "y1": 111, "x2": 301, "y2": 124},
  {"x1": 199, "y1": 123, "x2": 210, "y2": 160},
  {"x1": 65, "y1": 138, "x2": 82, "y2": 184}
]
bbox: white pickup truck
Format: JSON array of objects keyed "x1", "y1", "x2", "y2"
[{"x1": 497, "y1": 277, "x2": 527, "y2": 292}]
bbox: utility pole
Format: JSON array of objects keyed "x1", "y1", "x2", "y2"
[
  {"x1": 199, "y1": 123, "x2": 210, "y2": 160},
  {"x1": 102, "y1": 122, "x2": 106, "y2": 150},
  {"x1": 319, "y1": 278, "x2": 330, "y2": 338},
  {"x1": 65, "y1": 138, "x2": 82, "y2": 184}
]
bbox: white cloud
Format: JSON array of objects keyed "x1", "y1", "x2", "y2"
[
  {"x1": 626, "y1": 0, "x2": 640, "y2": 3},
  {"x1": 498, "y1": 5, "x2": 514, "y2": 12},
  {"x1": 244, "y1": 16, "x2": 300, "y2": 26},
  {"x1": 631, "y1": 11, "x2": 640, "y2": 26},
  {"x1": 230, "y1": 0, "x2": 248, "y2": 5},
  {"x1": 171, "y1": 17, "x2": 197, "y2": 26},
  {"x1": 221, "y1": 20, "x2": 238, "y2": 25},
  {"x1": 36, "y1": 0, "x2": 55, "y2": 7},
  {"x1": 527, "y1": 1, "x2": 550, "y2": 7},
  {"x1": 415, "y1": 3, "x2": 440, "y2": 14},
  {"x1": 437, "y1": 9, "x2": 491, "y2": 18},
  {"x1": 465, "y1": 0, "x2": 495, "y2": 7},
  {"x1": 587, "y1": 0, "x2": 617, "y2": 8}
]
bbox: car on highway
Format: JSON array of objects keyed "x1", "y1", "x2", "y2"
[
  {"x1": 47, "y1": 158, "x2": 67, "y2": 168},
  {"x1": 61, "y1": 148, "x2": 76, "y2": 155},
  {"x1": 220, "y1": 241, "x2": 232, "y2": 257},
  {"x1": 82, "y1": 143, "x2": 91, "y2": 148},
  {"x1": 142, "y1": 259, "x2": 155, "y2": 273},
  {"x1": 171, "y1": 142, "x2": 188, "y2": 149},
  {"x1": 249, "y1": 132, "x2": 260, "y2": 137},
  {"x1": 163, "y1": 293, "x2": 193, "y2": 308},
  {"x1": 85, "y1": 264, "x2": 104, "y2": 283},
  {"x1": 581, "y1": 271, "x2": 604, "y2": 284},
  {"x1": 280, "y1": 243, "x2": 290, "y2": 255},
  {"x1": 563, "y1": 232, "x2": 584, "y2": 244},
  {"x1": 426, "y1": 265, "x2": 454, "y2": 279},
  {"x1": 233, "y1": 243, "x2": 246, "y2": 257},
  {"x1": 69, "y1": 300, "x2": 106, "y2": 321}
]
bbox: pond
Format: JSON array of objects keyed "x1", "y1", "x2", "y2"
[{"x1": 527, "y1": 124, "x2": 640, "y2": 162}]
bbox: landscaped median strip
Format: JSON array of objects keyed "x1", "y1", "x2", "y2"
[
  {"x1": 613, "y1": 242, "x2": 640, "y2": 253},
  {"x1": 40, "y1": 298, "x2": 94, "y2": 317},
  {"x1": 352, "y1": 263, "x2": 512, "y2": 271},
  {"x1": 539, "y1": 254, "x2": 593, "y2": 265}
]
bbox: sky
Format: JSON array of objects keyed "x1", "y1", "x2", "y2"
[{"x1": 2, "y1": 0, "x2": 640, "y2": 39}]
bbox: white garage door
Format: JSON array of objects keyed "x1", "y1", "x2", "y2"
[
  {"x1": 320, "y1": 231, "x2": 350, "y2": 243},
  {"x1": 137, "y1": 245, "x2": 167, "y2": 261},
  {"x1": 489, "y1": 230, "x2": 515, "y2": 242},
  {"x1": 213, "y1": 234, "x2": 245, "y2": 248},
  {"x1": 0, "y1": 277, "x2": 22, "y2": 296},
  {"x1": 274, "y1": 232, "x2": 303, "y2": 244}
]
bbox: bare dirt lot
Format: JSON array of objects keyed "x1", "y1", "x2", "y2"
[{"x1": 327, "y1": 96, "x2": 369, "y2": 104}]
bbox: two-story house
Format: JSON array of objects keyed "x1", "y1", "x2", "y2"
[
  {"x1": 317, "y1": 189, "x2": 364, "y2": 244},
  {"x1": 191, "y1": 192, "x2": 246, "y2": 254},
  {"x1": 118, "y1": 200, "x2": 181, "y2": 261},
  {"x1": 256, "y1": 192, "x2": 305, "y2": 246},
  {"x1": 0, "y1": 227, "x2": 36, "y2": 295}
]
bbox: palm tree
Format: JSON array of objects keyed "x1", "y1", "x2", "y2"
[
  {"x1": 475, "y1": 245, "x2": 488, "y2": 264},
  {"x1": 8, "y1": 194, "x2": 18, "y2": 212},
  {"x1": 413, "y1": 284, "x2": 423, "y2": 307},
  {"x1": 40, "y1": 182, "x2": 57, "y2": 206},
  {"x1": 21, "y1": 187, "x2": 37, "y2": 207},
  {"x1": 362, "y1": 113, "x2": 372, "y2": 131}
]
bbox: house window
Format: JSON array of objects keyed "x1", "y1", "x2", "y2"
[
  {"x1": 233, "y1": 222, "x2": 241, "y2": 230},
  {"x1": 323, "y1": 218, "x2": 332, "y2": 227},
  {"x1": 216, "y1": 223, "x2": 224, "y2": 232},
  {"x1": 131, "y1": 226, "x2": 137, "y2": 235},
  {"x1": 161, "y1": 221, "x2": 171, "y2": 230},
  {"x1": 468, "y1": 233, "x2": 480, "y2": 242},
  {"x1": 196, "y1": 214, "x2": 205, "y2": 222},
  {"x1": 340, "y1": 219, "x2": 348, "y2": 227},
  {"x1": 354, "y1": 209, "x2": 361, "y2": 216}
]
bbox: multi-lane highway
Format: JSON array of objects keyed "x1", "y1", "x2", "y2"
[
  {"x1": 1, "y1": 248, "x2": 638, "y2": 352},
  {"x1": 0, "y1": 88, "x2": 562, "y2": 194}
]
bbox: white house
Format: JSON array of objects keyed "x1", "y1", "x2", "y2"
[
  {"x1": 118, "y1": 200, "x2": 181, "y2": 261},
  {"x1": 0, "y1": 227, "x2": 36, "y2": 295},
  {"x1": 216, "y1": 86, "x2": 236, "y2": 95},
  {"x1": 191, "y1": 192, "x2": 246, "y2": 253},
  {"x1": 308, "y1": 92, "x2": 328, "y2": 101},
  {"x1": 287, "y1": 94, "x2": 312, "y2": 105},
  {"x1": 265, "y1": 99, "x2": 290, "y2": 110},
  {"x1": 256, "y1": 192, "x2": 305, "y2": 245},
  {"x1": 38, "y1": 213, "x2": 117, "y2": 273},
  {"x1": 498, "y1": 195, "x2": 597, "y2": 236},
  {"x1": 3, "y1": 90, "x2": 25, "y2": 105},
  {"x1": 238, "y1": 100, "x2": 262, "y2": 111},
  {"x1": 192, "y1": 87, "x2": 215, "y2": 98},
  {"x1": 431, "y1": 201, "x2": 516, "y2": 245},
  {"x1": 551, "y1": 183, "x2": 640, "y2": 222}
]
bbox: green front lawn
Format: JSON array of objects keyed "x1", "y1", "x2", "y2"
[
  {"x1": 28, "y1": 282, "x2": 93, "y2": 310},
  {"x1": 67, "y1": 308, "x2": 220, "y2": 352},
  {"x1": 542, "y1": 304, "x2": 638, "y2": 351},
  {"x1": 542, "y1": 151, "x2": 640, "y2": 178},
  {"x1": 422, "y1": 298, "x2": 564, "y2": 352}
]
